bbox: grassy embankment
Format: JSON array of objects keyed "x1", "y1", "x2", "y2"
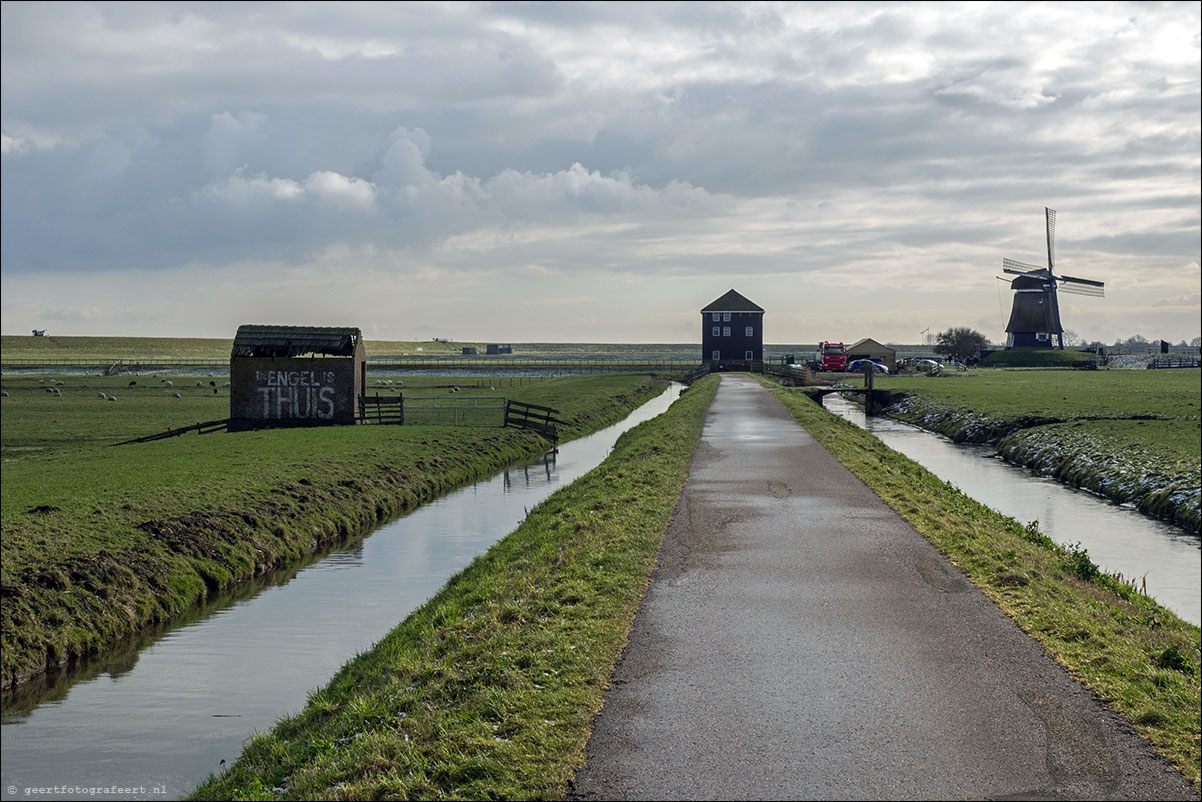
[
  {"x1": 189, "y1": 375, "x2": 719, "y2": 800},
  {"x1": 872, "y1": 369, "x2": 1201, "y2": 531},
  {"x1": 0, "y1": 372, "x2": 670, "y2": 689},
  {"x1": 760, "y1": 378, "x2": 1200, "y2": 786},
  {"x1": 982, "y1": 348, "x2": 1099, "y2": 367}
]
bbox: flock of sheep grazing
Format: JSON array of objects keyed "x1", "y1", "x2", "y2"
[{"x1": 8, "y1": 374, "x2": 233, "y2": 402}]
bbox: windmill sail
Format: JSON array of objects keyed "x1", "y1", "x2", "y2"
[{"x1": 1001, "y1": 208, "x2": 1103, "y2": 349}]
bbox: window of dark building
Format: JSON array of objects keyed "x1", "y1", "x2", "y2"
[
  {"x1": 712, "y1": 313, "x2": 720, "y2": 322},
  {"x1": 723, "y1": 326, "x2": 731, "y2": 337},
  {"x1": 713, "y1": 326, "x2": 720, "y2": 336},
  {"x1": 745, "y1": 326, "x2": 753, "y2": 336},
  {"x1": 723, "y1": 312, "x2": 731, "y2": 322}
]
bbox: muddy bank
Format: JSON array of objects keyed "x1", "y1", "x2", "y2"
[{"x1": 883, "y1": 394, "x2": 1200, "y2": 533}]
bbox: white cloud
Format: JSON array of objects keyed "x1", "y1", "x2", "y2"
[
  {"x1": 202, "y1": 172, "x2": 305, "y2": 205},
  {"x1": 303, "y1": 170, "x2": 377, "y2": 209},
  {"x1": 1, "y1": 133, "x2": 27, "y2": 155}
]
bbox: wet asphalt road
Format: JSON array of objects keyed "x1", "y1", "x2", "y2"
[{"x1": 569, "y1": 375, "x2": 1197, "y2": 801}]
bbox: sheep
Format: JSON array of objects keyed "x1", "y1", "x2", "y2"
[
  {"x1": 209, "y1": 380, "x2": 216, "y2": 386},
  {"x1": 129, "y1": 380, "x2": 137, "y2": 386},
  {"x1": 164, "y1": 380, "x2": 173, "y2": 387},
  {"x1": 196, "y1": 381, "x2": 203, "y2": 387},
  {"x1": 45, "y1": 386, "x2": 56, "y2": 393},
  {"x1": 172, "y1": 392, "x2": 181, "y2": 398},
  {"x1": 107, "y1": 395, "x2": 116, "y2": 402},
  {"x1": 98, "y1": 392, "x2": 108, "y2": 399},
  {"x1": 223, "y1": 381, "x2": 231, "y2": 387},
  {"x1": 1, "y1": 390, "x2": 8, "y2": 397}
]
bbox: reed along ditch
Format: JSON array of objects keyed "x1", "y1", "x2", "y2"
[
  {"x1": 822, "y1": 393, "x2": 1200, "y2": 626},
  {"x1": 0, "y1": 383, "x2": 684, "y2": 802}
]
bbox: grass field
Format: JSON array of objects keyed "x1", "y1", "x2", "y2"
[
  {"x1": 877, "y1": 368, "x2": 1200, "y2": 425},
  {"x1": 0, "y1": 372, "x2": 670, "y2": 688},
  {"x1": 871, "y1": 369, "x2": 1201, "y2": 530},
  {"x1": 761, "y1": 378, "x2": 1200, "y2": 789}
]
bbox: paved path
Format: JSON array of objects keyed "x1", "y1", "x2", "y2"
[{"x1": 570, "y1": 375, "x2": 1196, "y2": 801}]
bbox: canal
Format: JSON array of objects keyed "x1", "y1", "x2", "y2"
[
  {"x1": 0, "y1": 384, "x2": 684, "y2": 802},
  {"x1": 822, "y1": 393, "x2": 1201, "y2": 627}
]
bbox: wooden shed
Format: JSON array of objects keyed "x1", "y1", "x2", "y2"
[
  {"x1": 229, "y1": 324, "x2": 366, "y2": 431},
  {"x1": 846, "y1": 338, "x2": 896, "y2": 372}
]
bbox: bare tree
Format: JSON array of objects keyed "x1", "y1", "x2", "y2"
[
  {"x1": 934, "y1": 327, "x2": 988, "y2": 361},
  {"x1": 1062, "y1": 329, "x2": 1080, "y2": 347}
]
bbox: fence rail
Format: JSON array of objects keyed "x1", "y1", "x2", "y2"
[
  {"x1": 359, "y1": 394, "x2": 405, "y2": 425},
  {"x1": 1147, "y1": 356, "x2": 1201, "y2": 369},
  {"x1": 504, "y1": 400, "x2": 563, "y2": 441},
  {"x1": 1, "y1": 356, "x2": 707, "y2": 376},
  {"x1": 113, "y1": 418, "x2": 228, "y2": 446}
]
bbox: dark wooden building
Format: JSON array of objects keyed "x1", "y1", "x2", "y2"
[
  {"x1": 701, "y1": 289, "x2": 764, "y2": 370},
  {"x1": 229, "y1": 324, "x2": 366, "y2": 431}
]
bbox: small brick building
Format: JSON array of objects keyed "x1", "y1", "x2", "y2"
[
  {"x1": 229, "y1": 325, "x2": 366, "y2": 431},
  {"x1": 701, "y1": 289, "x2": 764, "y2": 370}
]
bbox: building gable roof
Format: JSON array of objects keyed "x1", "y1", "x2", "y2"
[
  {"x1": 232, "y1": 325, "x2": 362, "y2": 358},
  {"x1": 848, "y1": 338, "x2": 895, "y2": 353},
  {"x1": 700, "y1": 289, "x2": 764, "y2": 313}
]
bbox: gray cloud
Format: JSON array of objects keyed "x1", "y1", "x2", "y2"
[{"x1": 2, "y1": 1, "x2": 1198, "y2": 342}]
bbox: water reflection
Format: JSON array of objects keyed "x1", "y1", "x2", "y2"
[
  {"x1": 822, "y1": 393, "x2": 1200, "y2": 626},
  {"x1": 0, "y1": 385, "x2": 682, "y2": 801}
]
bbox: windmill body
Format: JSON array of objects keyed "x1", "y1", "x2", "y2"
[{"x1": 1002, "y1": 208, "x2": 1104, "y2": 350}]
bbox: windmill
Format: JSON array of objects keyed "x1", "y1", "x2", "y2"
[{"x1": 1001, "y1": 208, "x2": 1104, "y2": 349}]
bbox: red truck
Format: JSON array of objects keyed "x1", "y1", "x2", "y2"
[{"x1": 816, "y1": 341, "x2": 847, "y2": 372}]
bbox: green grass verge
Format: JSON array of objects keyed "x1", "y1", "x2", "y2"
[
  {"x1": 983, "y1": 349, "x2": 1099, "y2": 367},
  {"x1": 878, "y1": 369, "x2": 1200, "y2": 432},
  {"x1": 869, "y1": 369, "x2": 1201, "y2": 530},
  {"x1": 188, "y1": 375, "x2": 719, "y2": 800},
  {"x1": 1, "y1": 374, "x2": 669, "y2": 689},
  {"x1": 998, "y1": 420, "x2": 1201, "y2": 532},
  {"x1": 758, "y1": 378, "x2": 1201, "y2": 787}
]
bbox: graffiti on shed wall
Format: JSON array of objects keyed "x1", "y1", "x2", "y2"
[
  {"x1": 230, "y1": 357, "x2": 360, "y2": 428},
  {"x1": 255, "y1": 369, "x2": 338, "y2": 420}
]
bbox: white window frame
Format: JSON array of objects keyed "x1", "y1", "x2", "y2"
[
  {"x1": 712, "y1": 313, "x2": 720, "y2": 322},
  {"x1": 745, "y1": 350, "x2": 754, "y2": 360},
  {"x1": 723, "y1": 312, "x2": 731, "y2": 322},
  {"x1": 723, "y1": 326, "x2": 731, "y2": 337},
  {"x1": 713, "y1": 326, "x2": 720, "y2": 336},
  {"x1": 712, "y1": 350, "x2": 721, "y2": 360},
  {"x1": 745, "y1": 326, "x2": 753, "y2": 337}
]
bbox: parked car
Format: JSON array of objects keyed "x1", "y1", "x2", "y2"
[{"x1": 847, "y1": 359, "x2": 888, "y2": 374}]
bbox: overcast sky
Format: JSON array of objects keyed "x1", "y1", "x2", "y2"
[{"x1": 2, "y1": 1, "x2": 1199, "y2": 345}]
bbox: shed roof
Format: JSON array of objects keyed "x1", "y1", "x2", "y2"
[
  {"x1": 701, "y1": 289, "x2": 764, "y2": 313},
  {"x1": 231, "y1": 325, "x2": 362, "y2": 358},
  {"x1": 847, "y1": 338, "x2": 896, "y2": 354}
]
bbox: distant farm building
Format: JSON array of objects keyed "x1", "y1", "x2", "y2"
[
  {"x1": 487, "y1": 344, "x2": 512, "y2": 355},
  {"x1": 846, "y1": 338, "x2": 896, "y2": 372},
  {"x1": 229, "y1": 325, "x2": 366, "y2": 431},
  {"x1": 461, "y1": 347, "x2": 478, "y2": 355},
  {"x1": 701, "y1": 289, "x2": 764, "y2": 370}
]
